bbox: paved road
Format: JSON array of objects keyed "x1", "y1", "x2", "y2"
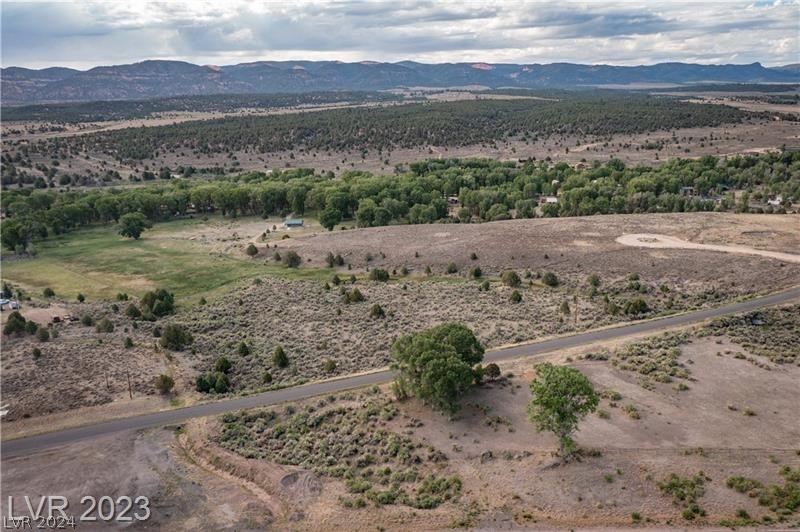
[{"x1": 3, "y1": 287, "x2": 798, "y2": 459}]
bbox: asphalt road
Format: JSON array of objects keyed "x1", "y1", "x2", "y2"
[{"x1": 3, "y1": 286, "x2": 798, "y2": 459}]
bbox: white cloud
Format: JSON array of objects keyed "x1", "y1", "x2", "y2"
[{"x1": 1, "y1": 0, "x2": 797, "y2": 68}]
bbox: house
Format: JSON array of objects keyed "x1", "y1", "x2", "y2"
[
  {"x1": 539, "y1": 196, "x2": 559, "y2": 205},
  {"x1": 283, "y1": 218, "x2": 304, "y2": 228},
  {"x1": 680, "y1": 186, "x2": 697, "y2": 197},
  {"x1": 446, "y1": 196, "x2": 460, "y2": 206}
]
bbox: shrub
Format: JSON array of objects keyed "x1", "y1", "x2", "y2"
[
  {"x1": 273, "y1": 345, "x2": 289, "y2": 368},
  {"x1": 124, "y1": 337, "x2": 134, "y2": 348},
  {"x1": 125, "y1": 303, "x2": 142, "y2": 318},
  {"x1": 214, "y1": 372, "x2": 230, "y2": 393},
  {"x1": 370, "y1": 304, "x2": 386, "y2": 319},
  {"x1": 95, "y1": 318, "x2": 114, "y2": 333},
  {"x1": 542, "y1": 272, "x2": 559, "y2": 287},
  {"x1": 588, "y1": 274, "x2": 601, "y2": 287},
  {"x1": 237, "y1": 341, "x2": 250, "y2": 357},
  {"x1": 501, "y1": 271, "x2": 521, "y2": 288},
  {"x1": 469, "y1": 266, "x2": 482, "y2": 279},
  {"x1": 624, "y1": 298, "x2": 650, "y2": 316},
  {"x1": 77, "y1": 293, "x2": 85, "y2": 303},
  {"x1": 81, "y1": 314, "x2": 94, "y2": 326},
  {"x1": 140, "y1": 289, "x2": 175, "y2": 317},
  {"x1": 32, "y1": 347, "x2": 42, "y2": 359},
  {"x1": 479, "y1": 280, "x2": 490, "y2": 291},
  {"x1": 344, "y1": 288, "x2": 365, "y2": 304},
  {"x1": 155, "y1": 374, "x2": 175, "y2": 394},
  {"x1": 446, "y1": 263, "x2": 458, "y2": 274},
  {"x1": 560, "y1": 300, "x2": 571, "y2": 315},
  {"x1": 215, "y1": 356, "x2": 232, "y2": 374},
  {"x1": 159, "y1": 324, "x2": 193, "y2": 350},
  {"x1": 245, "y1": 243, "x2": 258, "y2": 256},
  {"x1": 470, "y1": 252, "x2": 478, "y2": 260},
  {"x1": 510, "y1": 290, "x2": 522, "y2": 303},
  {"x1": 323, "y1": 359, "x2": 337, "y2": 373},
  {"x1": 368, "y1": 269, "x2": 390, "y2": 282},
  {"x1": 484, "y1": 363, "x2": 501, "y2": 381},
  {"x1": 263, "y1": 371, "x2": 273, "y2": 384},
  {"x1": 25, "y1": 320, "x2": 38, "y2": 335},
  {"x1": 3, "y1": 311, "x2": 27, "y2": 335},
  {"x1": 35, "y1": 326, "x2": 50, "y2": 342},
  {"x1": 283, "y1": 250, "x2": 302, "y2": 268}
]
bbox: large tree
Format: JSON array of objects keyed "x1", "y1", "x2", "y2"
[
  {"x1": 527, "y1": 363, "x2": 598, "y2": 462},
  {"x1": 391, "y1": 323, "x2": 484, "y2": 414},
  {"x1": 117, "y1": 212, "x2": 153, "y2": 240}
]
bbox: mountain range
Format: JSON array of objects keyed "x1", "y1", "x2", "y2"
[{"x1": 2, "y1": 60, "x2": 798, "y2": 104}]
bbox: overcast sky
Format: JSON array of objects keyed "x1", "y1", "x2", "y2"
[{"x1": 2, "y1": 1, "x2": 798, "y2": 69}]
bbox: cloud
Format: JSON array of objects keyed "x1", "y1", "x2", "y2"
[{"x1": 1, "y1": 0, "x2": 797, "y2": 69}]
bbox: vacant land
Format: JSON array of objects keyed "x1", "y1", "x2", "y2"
[
  {"x1": 1, "y1": 212, "x2": 797, "y2": 425},
  {"x1": 4, "y1": 304, "x2": 798, "y2": 529}
]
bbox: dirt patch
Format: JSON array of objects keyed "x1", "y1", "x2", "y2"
[
  {"x1": 1, "y1": 426, "x2": 274, "y2": 530},
  {"x1": 616, "y1": 233, "x2": 800, "y2": 263}
]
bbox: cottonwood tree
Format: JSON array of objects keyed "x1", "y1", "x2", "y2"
[
  {"x1": 527, "y1": 363, "x2": 598, "y2": 462},
  {"x1": 117, "y1": 212, "x2": 153, "y2": 239},
  {"x1": 391, "y1": 323, "x2": 484, "y2": 414}
]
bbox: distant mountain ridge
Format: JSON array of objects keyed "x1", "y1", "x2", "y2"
[{"x1": 2, "y1": 59, "x2": 798, "y2": 104}]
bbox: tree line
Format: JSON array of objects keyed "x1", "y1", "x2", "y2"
[{"x1": 2, "y1": 151, "x2": 797, "y2": 252}]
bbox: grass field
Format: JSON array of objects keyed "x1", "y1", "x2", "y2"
[{"x1": 0, "y1": 217, "x2": 333, "y2": 302}]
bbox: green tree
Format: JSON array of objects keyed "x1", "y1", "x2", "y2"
[
  {"x1": 368, "y1": 268, "x2": 390, "y2": 282},
  {"x1": 237, "y1": 341, "x2": 250, "y2": 357},
  {"x1": 501, "y1": 270, "x2": 521, "y2": 288},
  {"x1": 391, "y1": 323, "x2": 484, "y2": 414},
  {"x1": 510, "y1": 290, "x2": 522, "y2": 303},
  {"x1": 624, "y1": 298, "x2": 650, "y2": 316},
  {"x1": 159, "y1": 324, "x2": 193, "y2": 350},
  {"x1": 95, "y1": 318, "x2": 114, "y2": 333},
  {"x1": 215, "y1": 356, "x2": 232, "y2": 373},
  {"x1": 273, "y1": 345, "x2": 289, "y2": 368},
  {"x1": 527, "y1": 363, "x2": 598, "y2": 461},
  {"x1": 542, "y1": 271, "x2": 559, "y2": 287},
  {"x1": 283, "y1": 250, "x2": 302, "y2": 268},
  {"x1": 3, "y1": 311, "x2": 27, "y2": 336},
  {"x1": 126, "y1": 303, "x2": 142, "y2": 318},
  {"x1": 319, "y1": 206, "x2": 342, "y2": 231},
  {"x1": 155, "y1": 374, "x2": 175, "y2": 394},
  {"x1": 117, "y1": 212, "x2": 153, "y2": 239},
  {"x1": 36, "y1": 326, "x2": 50, "y2": 342},
  {"x1": 245, "y1": 243, "x2": 258, "y2": 256}
]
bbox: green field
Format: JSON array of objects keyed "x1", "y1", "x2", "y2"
[{"x1": 0, "y1": 218, "x2": 333, "y2": 302}]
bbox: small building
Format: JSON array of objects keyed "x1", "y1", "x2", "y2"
[
  {"x1": 283, "y1": 218, "x2": 304, "y2": 228},
  {"x1": 539, "y1": 196, "x2": 559, "y2": 205},
  {"x1": 446, "y1": 196, "x2": 460, "y2": 205},
  {"x1": 680, "y1": 186, "x2": 697, "y2": 197}
]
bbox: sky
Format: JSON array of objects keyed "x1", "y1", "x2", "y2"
[{"x1": 1, "y1": 1, "x2": 798, "y2": 69}]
